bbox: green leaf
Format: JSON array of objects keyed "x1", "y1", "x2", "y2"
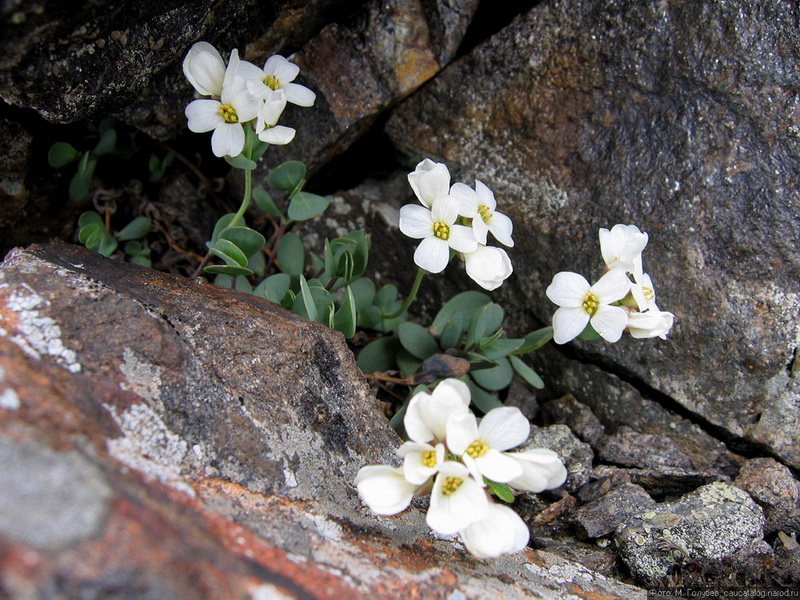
[
  {"x1": 247, "y1": 247, "x2": 266, "y2": 276},
  {"x1": 130, "y1": 255, "x2": 152, "y2": 268},
  {"x1": 431, "y1": 291, "x2": 492, "y2": 334},
  {"x1": 335, "y1": 251, "x2": 354, "y2": 281},
  {"x1": 398, "y1": 321, "x2": 440, "y2": 360},
  {"x1": 117, "y1": 217, "x2": 151, "y2": 241},
  {"x1": 252, "y1": 187, "x2": 283, "y2": 220},
  {"x1": 224, "y1": 154, "x2": 257, "y2": 170},
  {"x1": 509, "y1": 355, "x2": 545, "y2": 389},
  {"x1": 470, "y1": 356, "x2": 513, "y2": 391},
  {"x1": 513, "y1": 326, "x2": 554, "y2": 354},
  {"x1": 92, "y1": 128, "x2": 117, "y2": 157},
  {"x1": 97, "y1": 232, "x2": 118, "y2": 257},
  {"x1": 276, "y1": 232, "x2": 305, "y2": 275},
  {"x1": 485, "y1": 479, "x2": 515, "y2": 503},
  {"x1": 374, "y1": 285, "x2": 399, "y2": 311},
  {"x1": 339, "y1": 230, "x2": 370, "y2": 277},
  {"x1": 467, "y1": 302, "x2": 505, "y2": 348},
  {"x1": 296, "y1": 276, "x2": 319, "y2": 322},
  {"x1": 357, "y1": 335, "x2": 400, "y2": 374},
  {"x1": 464, "y1": 378, "x2": 504, "y2": 414},
  {"x1": 204, "y1": 264, "x2": 253, "y2": 277},
  {"x1": 577, "y1": 322, "x2": 600, "y2": 340},
  {"x1": 397, "y1": 348, "x2": 421, "y2": 378},
  {"x1": 219, "y1": 226, "x2": 266, "y2": 258},
  {"x1": 48, "y1": 142, "x2": 81, "y2": 168},
  {"x1": 235, "y1": 275, "x2": 253, "y2": 292},
  {"x1": 69, "y1": 169, "x2": 93, "y2": 202},
  {"x1": 213, "y1": 274, "x2": 234, "y2": 288},
  {"x1": 207, "y1": 239, "x2": 248, "y2": 268},
  {"x1": 440, "y1": 314, "x2": 466, "y2": 350},
  {"x1": 77, "y1": 152, "x2": 96, "y2": 178},
  {"x1": 267, "y1": 160, "x2": 307, "y2": 192},
  {"x1": 211, "y1": 214, "x2": 238, "y2": 243},
  {"x1": 78, "y1": 211, "x2": 104, "y2": 228},
  {"x1": 333, "y1": 286, "x2": 357, "y2": 338},
  {"x1": 254, "y1": 273, "x2": 290, "y2": 303},
  {"x1": 84, "y1": 226, "x2": 104, "y2": 250},
  {"x1": 480, "y1": 337, "x2": 525, "y2": 360},
  {"x1": 349, "y1": 277, "x2": 375, "y2": 312},
  {"x1": 358, "y1": 305, "x2": 381, "y2": 329},
  {"x1": 287, "y1": 191, "x2": 330, "y2": 221}
]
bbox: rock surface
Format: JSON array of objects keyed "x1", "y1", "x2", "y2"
[
  {"x1": 0, "y1": 241, "x2": 643, "y2": 599},
  {"x1": 734, "y1": 457, "x2": 800, "y2": 535},
  {"x1": 385, "y1": 0, "x2": 800, "y2": 467}
]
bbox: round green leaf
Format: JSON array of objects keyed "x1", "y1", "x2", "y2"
[
  {"x1": 224, "y1": 154, "x2": 257, "y2": 170},
  {"x1": 69, "y1": 170, "x2": 93, "y2": 202},
  {"x1": 349, "y1": 277, "x2": 376, "y2": 312},
  {"x1": 79, "y1": 222, "x2": 103, "y2": 245},
  {"x1": 287, "y1": 191, "x2": 330, "y2": 221},
  {"x1": 509, "y1": 355, "x2": 545, "y2": 389},
  {"x1": 204, "y1": 264, "x2": 253, "y2": 277},
  {"x1": 481, "y1": 338, "x2": 525, "y2": 360},
  {"x1": 130, "y1": 255, "x2": 152, "y2": 268},
  {"x1": 397, "y1": 348, "x2": 422, "y2": 378},
  {"x1": 431, "y1": 291, "x2": 492, "y2": 334},
  {"x1": 219, "y1": 226, "x2": 266, "y2": 258},
  {"x1": 92, "y1": 128, "x2": 117, "y2": 157},
  {"x1": 211, "y1": 214, "x2": 238, "y2": 243},
  {"x1": 398, "y1": 321, "x2": 440, "y2": 360},
  {"x1": 253, "y1": 187, "x2": 283, "y2": 220},
  {"x1": 97, "y1": 232, "x2": 118, "y2": 257},
  {"x1": 207, "y1": 239, "x2": 248, "y2": 268},
  {"x1": 117, "y1": 217, "x2": 152, "y2": 241},
  {"x1": 276, "y1": 232, "x2": 305, "y2": 275},
  {"x1": 470, "y1": 356, "x2": 514, "y2": 391},
  {"x1": 467, "y1": 302, "x2": 505, "y2": 347},
  {"x1": 440, "y1": 313, "x2": 467, "y2": 350},
  {"x1": 513, "y1": 326, "x2": 554, "y2": 354},
  {"x1": 78, "y1": 211, "x2": 104, "y2": 228},
  {"x1": 268, "y1": 161, "x2": 307, "y2": 192},
  {"x1": 333, "y1": 286, "x2": 357, "y2": 338},
  {"x1": 357, "y1": 336, "x2": 400, "y2": 374},
  {"x1": 48, "y1": 142, "x2": 80, "y2": 168},
  {"x1": 255, "y1": 273, "x2": 291, "y2": 304},
  {"x1": 464, "y1": 378, "x2": 504, "y2": 414}
]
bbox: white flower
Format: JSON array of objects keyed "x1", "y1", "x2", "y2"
[
  {"x1": 185, "y1": 82, "x2": 260, "y2": 157},
  {"x1": 255, "y1": 91, "x2": 296, "y2": 145},
  {"x1": 407, "y1": 159, "x2": 451, "y2": 209},
  {"x1": 626, "y1": 309, "x2": 675, "y2": 339},
  {"x1": 426, "y1": 461, "x2": 489, "y2": 535},
  {"x1": 183, "y1": 42, "x2": 227, "y2": 97},
  {"x1": 599, "y1": 224, "x2": 648, "y2": 276},
  {"x1": 459, "y1": 502, "x2": 530, "y2": 559},
  {"x1": 631, "y1": 271, "x2": 659, "y2": 311},
  {"x1": 355, "y1": 465, "x2": 417, "y2": 516},
  {"x1": 446, "y1": 406, "x2": 530, "y2": 484},
  {"x1": 241, "y1": 55, "x2": 316, "y2": 107},
  {"x1": 463, "y1": 245, "x2": 513, "y2": 291},
  {"x1": 546, "y1": 269, "x2": 631, "y2": 344},
  {"x1": 404, "y1": 378, "x2": 471, "y2": 444},
  {"x1": 506, "y1": 448, "x2": 567, "y2": 493},
  {"x1": 399, "y1": 196, "x2": 478, "y2": 273},
  {"x1": 450, "y1": 180, "x2": 514, "y2": 247},
  {"x1": 397, "y1": 441, "x2": 445, "y2": 485}
]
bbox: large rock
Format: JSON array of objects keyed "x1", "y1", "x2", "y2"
[
  {"x1": 0, "y1": 241, "x2": 642, "y2": 599},
  {"x1": 385, "y1": 0, "x2": 800, "y2": 466}
]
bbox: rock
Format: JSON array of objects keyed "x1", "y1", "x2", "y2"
[
  {"x1": 385, "y1": 0, "x2": 800, "y2": 468},
  {"x1": 734, "y1": 457, "x2": 800, "y2": 534},
  {"x1": 591, "y1": 465, "x2": 723, "y2": 499},
  {"x1": 529, "y1": 536, "x2": 619, "y2": 578},
  {"x1": 0, "y1": 240, "x2": 643, "y2": 599},
  {"x1": 526, "y1": 424, "x2": 594, "y2": 493},
  {"x1": 540, "y1": 394, "x2": 605, "y2": 446},
  {"x1": 615, "y1": 482, "x2": 769, "y2": 583},
  {"x1": 597, "y1": 426, "x2": 693, "y2": 470},
  {"x1": 572, "y1": 483, "x2": 655, "y2": 540}
]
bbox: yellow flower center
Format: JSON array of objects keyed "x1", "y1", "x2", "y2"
[
  {"x1": 643, "y1": 285, "x2": 655, "y2": 303},
  {"x1": 433, "y1": 222, "x2": 450, "y2": 240},
  {"x1": 264, "y1": 74, "x2": 281, "y2": 90},
  {"x1": 441, "y1": 476, "x2": 464, "y2": 496},
  {"x1": 219, "y1": 104, "x2": 239, "y2": 123},
  {"x1": 422, "y1": 450, "x2": 438, "y2": 468},
  {"x1": 466, "y1": 440, "x2": 489, "y2": 459},
  {"x1": 478, "y1": 204, "x2": 493, "y2": 224},
  {"x1": 582, "y1": 291, "x2": 600, "y2": 316}
]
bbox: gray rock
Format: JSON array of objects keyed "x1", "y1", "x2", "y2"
[
  {"x1": 385, "y1": 0, "x2": 800, "y2": 467},
  {"x1": 615, "y1": 482, "x2": 769, "y2": 583},
  {"x1": 734, "y1": 457, "x2": 800, "y2": 534},
  {"x1": 591, "y1": 464, "x2": 724, "y2": 499},
  {"x1": 572, "y1": 483, "x2": 656, "y2": 540},
  {"x1": 525, "y1": 424, "x2": 594, "y2": 493},
  {"x1": 540, "y1": 394, "x2": 605, "y2": 446},
  {"x1": 597, "y1": 426, "x2": 693, "y2": 470}
]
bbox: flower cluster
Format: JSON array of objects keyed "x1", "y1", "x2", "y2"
[
  {"x1": 398, "y1": 159, "x2": 514, "y2": 291},
  {"x1": 546, "y1": 224, "x2": 675, "y2": 344},
  {"x1": 182, "y1": 42, "x2": 315, "y2": 157},
  {"x1": 355, "y1": 379, "x2": 566, "y2": 558}
]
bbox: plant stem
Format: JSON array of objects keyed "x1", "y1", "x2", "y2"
[
  {"x1": 228, "y1": 167, "x2": 252, "y2": 228},
  {"x1": 383, "y1": 267, "x2": 426, "y2": 319}
]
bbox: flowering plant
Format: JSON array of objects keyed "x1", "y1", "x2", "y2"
[{"x1": 356, "y1": 379, "x2": 566, "y2": 558}]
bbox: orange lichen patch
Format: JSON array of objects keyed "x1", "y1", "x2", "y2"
[
  {"x1": 566, "y1": 583, "x2": 625, "y2": 600},
  {"x1": 395, "y1": 48, "x2": 439, "y2": 95}
]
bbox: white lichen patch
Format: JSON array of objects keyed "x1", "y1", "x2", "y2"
[
  {"x1": 524, "y1": 557, "x2": 606, "y2": 586},
  {"x1": 307, "y1": 513, "x2": 343, "y2": 543},
  {"x1": 1, "y1": 284, "x2": 81, "y2": 373},
  {"x1": 104, "y1": 402, "x2": 194, "y2": 497},
  {"x1": 0, "y1": 388, "x2": 20, "y2": 410},
  {"x1": 118, "y1": 348, "x2": 162, "y2": 401},
  {"x1": 249, "y1": 583, "x2": 295, "y2": 600}
]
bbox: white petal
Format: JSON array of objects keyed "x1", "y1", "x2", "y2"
[
  {"x1": 446, "y1": 412, "x2": 479, "y2": 455},
  {"x1": 479, "y1": 406, "x2": 530, "y2": 450},
  {"x1": 474, "y1": 179, "x2": 497, "y2": 211},
  {"x1": 460, "y1": 503, "x2": 529, "y2": 559},
  {"x1": 449, "y1": 182, "x2": 478, "y2": 217},
  {"x1": 398, "y1": 204, "x2": 433, "y2": 239},
  {"x1": 464, "y1": 246, "x2": 513, "y2": 291},
  {"x1": 599, "y1": 224, "x2": 648, "y2": 272},
  {"x1": 590, "y1": 269, "x2": 631, "y2": 303},
  {"x1": 355, "y1": 465, "x2": 416, "y2": 515},
  {"x1": 404, "y1": 379, "x2": 471, "y2": 443},
  {"x1": 210, "y1": 123, "x2": 245, "y2": 157},
  {"x1": 228, "y1": 88, "x2": 260, "y2": 123},
  {"x1": 222, "y1": 48, "x2": 241, "y2": 90},
  {"x1": 507, "y1": 449, "x2": 566, "y2": 492},
  {"x1": 399, "y1": 442, "x2": 440, "y2": 485},
  {"x1": 185, "y1": 99, "x2": 224, "y2": 132},
  {"x1": 430, "y1": 194, "x2": 462, "y2": 225},
  {"x1": 471, "y1": 218, "x2": 489, "y2": 246},
  {"x1": 475, "y1": 449, "x2": 524, "y2": 482},
  {"x1": 590, "y1": 305, "x2": 629, "y2": 342},
  {"x1": 552, "y1": 306, "x2": 590, "y2": 344},
  {"x1": 435, "y1": 378, "x2": 472, "y2": 407},
  {"x1": 447, "y1": 225, "x2": 479, "y2": 253},
  {"x1": 263, "y1": 55, "x2": 299, "y2": 82},
  {"x1": 487, "y1": 212, "x2": 514, "y2": 247},
  {"x1": 257, "y1": 92, "x2": 288, "y2": 128},
  {"x1": 236, "y1": 59, "x2": 266, "y2": 83},
  {"x1": 409, "y1": 161, "x2": 450, "y2": 208},
  {"x1": 627, "y1": 310, "x2": 674, "y2": 339},
  {"x1": 183, "y1": 42, "x2": 225, "y2": 97},
  {"x1": 414, "y1": 236, "x2": 450, "y2": 273},
  {"x1": 258, "y1": 125, "x2": 295, "y2": 145},
  {"x1": 284, "y1": 83, "x2": 316, "y2": 107},
  {"x1": 546, "y1": 271, "x2": 590, "y2": 308},
  {"x1": 427, "y1": 464, "x2": 488, "y2": 535}
]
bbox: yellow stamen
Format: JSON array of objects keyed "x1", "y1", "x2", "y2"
[
  {"x1": 433, "y1": 222, "x2": 450, "y2": 240},
  {"x1": 643, "y1": 286, "x2": 655, "y2": 303},
  {"x1": 219, "y1": 104, "x2": 238, "y2": 123},
  {"x1": 478, "y1": 204, "x2": 493, "y2": 224},
  {"x1": 582, "y1": 291, "x2": 600, "y2": 316},
  {"x1": 441, "y1": 476, "x2": 463, "y2": 496},
  {"x1": 264, "y1": 74, "x2": 280, "y2": 90},
  {"x1": 422, "y1": 450, "x2": 437, "y2": 468},
  {"x1": 466, "y1": 440, "x2": 489, "y2": 459}
]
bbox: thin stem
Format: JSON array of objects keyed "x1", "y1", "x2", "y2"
[
  {"x1": 383, "y1": 267, "x2": 426, "y2": 320},
  {"x1": 264, "y1": 220, "x2": 287, "y2": 274},
  {"x1": 228, "y1": 167, "x2": 252, "y2": 228}
]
